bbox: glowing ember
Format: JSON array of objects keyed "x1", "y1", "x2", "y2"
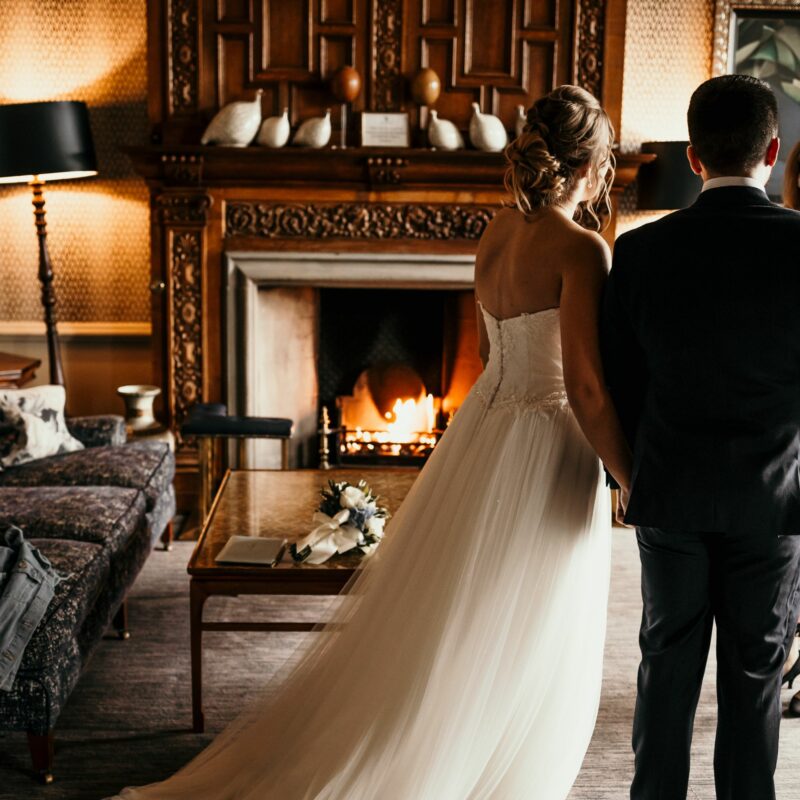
[
  {"x1": 385, "y1": 394, "x2": 436, "y2": 442},
  {"x1": 341, "y1": 392, "x2": 441, "y2": 459}
]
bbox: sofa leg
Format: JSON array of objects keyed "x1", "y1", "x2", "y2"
[
  {"x1": 161, "y1": 520, "x2": 174, "y2": 552},
  {"x1": 27, "y1": 730, "x2": 54, "y2": 784},
  {"x1": 113, "y1": 600, "x2": 130, "y2": 640}
]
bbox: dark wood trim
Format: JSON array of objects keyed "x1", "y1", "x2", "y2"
[{"x1": 127, "y1": 145, "x2": 650, "y2": 193}]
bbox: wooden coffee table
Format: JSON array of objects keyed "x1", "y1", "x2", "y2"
[{"x1": 187, "y1": 467, "x2": 419, "y2": 732}]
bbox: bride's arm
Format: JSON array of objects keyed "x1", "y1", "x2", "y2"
[{"x1": 560, "y1": 233, "x2": 632, "y2": 492}]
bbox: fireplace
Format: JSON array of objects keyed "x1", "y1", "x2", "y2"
[
  {"x1": 225, "y1": 252, "x2": 478, "y2": 469},
  {"x1": 321, "y1": 288, "x2": 456, "y2": 466}
]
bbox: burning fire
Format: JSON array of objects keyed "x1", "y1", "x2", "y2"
[
  {"x1": 386, "y1": 394, "x2": 436, "y2": 442},
  {"x1": 342, "y1": 392, "x2": 439, "y2": 458},
  {"x1": 337, "y1": 367, "x2": 443, "y2": 460}
]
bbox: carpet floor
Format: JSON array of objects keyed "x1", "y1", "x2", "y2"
[{"x1": 1, "y1": 533, "x2": 799, "y2": 799}]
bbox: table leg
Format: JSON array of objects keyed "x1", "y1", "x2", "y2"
[{"x1": 190, "y1": 580, "x2": 208, "y2": 733}]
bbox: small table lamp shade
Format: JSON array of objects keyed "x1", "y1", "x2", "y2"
[
  {"x1": 637, "y1": 141, "x2": 702, "y2": 210},
  {"x1": 0, "y1": 101, "x2": 97, "y2": 183}
]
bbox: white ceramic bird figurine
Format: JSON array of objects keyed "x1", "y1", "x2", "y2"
[
  {"x1": 469, "y1": 102, "x2": 508, "y2": 152},
  {"x1": 256, "y1": 107, "x2": 290, "y2": 148},
  {"x1": 515, "y1": 104, "x2": 527, "y2": 139},
  {"x1": 427, "y1": 110, "x2": 464, "y2": 151},
  {"x1": 200, "y1": 89, "x2": 263, "y2": 147},
  {"x1": 293, "y1": 109, "x2": 332, "y2": 148}
]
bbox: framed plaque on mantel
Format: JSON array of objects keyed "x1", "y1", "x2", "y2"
[{"x1": 360, "y1": 112, "x2": 410, "y2": 147}]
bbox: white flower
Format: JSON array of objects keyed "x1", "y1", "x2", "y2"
[
  {"x1": 366, "y1": 515, "x2": 385, "y2": 538},
  {"x1": 340, "y1": 485, "x2": 368, "y2": 510}
]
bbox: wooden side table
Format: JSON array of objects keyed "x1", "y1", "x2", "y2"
[
  {"x1": 0, "y1": 352, "x2": 42, "y2": 388},
  {"x1": 187, "y1": 467, "x2": 418, "y2": 732}
]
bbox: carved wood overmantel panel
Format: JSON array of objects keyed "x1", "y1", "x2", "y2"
[
  {"x1": 136, "y1": 0, "x2": 633, "y2": 502},
  {"x1": 151, "y1": 0, "x2": 625, "y2": 144}
]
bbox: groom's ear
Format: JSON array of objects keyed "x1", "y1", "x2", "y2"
[
  {"x1": 686, "y1": 144, "x2": 704, "y2": 176},
  {"x1": 766, "y1": 136, "x2": 780, "y2": 168}
]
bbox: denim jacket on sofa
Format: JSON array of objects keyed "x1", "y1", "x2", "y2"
[{"x1": 0, "y1": 526, "x2": 62, "y2": 691}]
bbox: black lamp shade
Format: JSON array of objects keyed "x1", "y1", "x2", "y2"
[
  {"x1": 0, "y1": 101, "x2": 97, "y2": 184},
  {"x1": 637, "y1": 141, "x2": 702, "y2": 210}
]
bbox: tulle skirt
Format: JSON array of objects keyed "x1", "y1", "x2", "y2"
[{"x1": 113, "y1": 389, "x2": 611, "y2": 800}]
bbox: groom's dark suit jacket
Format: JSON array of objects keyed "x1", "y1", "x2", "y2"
[{"x1": 602, "y1": 186, "x2": 800, "y2": 534}]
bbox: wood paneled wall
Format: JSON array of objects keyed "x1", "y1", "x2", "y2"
[{"x1": 151, "y1": 1, "x2": 622, "y2": 144}]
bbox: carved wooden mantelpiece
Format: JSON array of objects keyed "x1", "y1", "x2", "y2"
[
  {"x1": 137, "y1": 0, "x2": 636, "y2": 509},
  {"x1": 131, "y1": 145, "x2": 650, "y2": 192}
]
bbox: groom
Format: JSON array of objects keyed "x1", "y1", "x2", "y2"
[{"x1": 602, "y1": 74, "x2": 800, "y2": 800}]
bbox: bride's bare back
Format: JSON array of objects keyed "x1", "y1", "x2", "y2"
[
  {"x1": 474, "y1": 205, "x2": 609, "y2": 359},
  {"x1": 476, "y1": 207, "x2": 573, "y2": 314}
]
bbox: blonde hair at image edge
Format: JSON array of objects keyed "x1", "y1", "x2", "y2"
[
  {"x1": 783, "y1": 139, "x2": 800, "y2": 210},
  {"x1": 504, "y1": 84, "x2": 616, "y2": 231}
]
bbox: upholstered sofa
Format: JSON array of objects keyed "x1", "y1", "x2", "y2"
[{"x1": 0, "y1": 415, "x2": 175, "y2": 783}]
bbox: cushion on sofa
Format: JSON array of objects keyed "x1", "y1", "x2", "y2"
[
  {"x1": 0, "y1": 441, "x2": 174, "y2": 511},
  {"x1": 17, "y1": 538, "x2": 110, "y2": 675},
  {"x1": 0, "y1": 386, "x2": 83, "y2": 469},
  {"x1": 66, "y1": 415, "x2": 127, "y2": 448},
  {"x1": 0, "y1": 487, "x2": 146, "y2": 557}
]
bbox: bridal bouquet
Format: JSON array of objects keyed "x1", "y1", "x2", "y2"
[{"x1": 290, "y1": 479, "x2": 389, "y2": 565}]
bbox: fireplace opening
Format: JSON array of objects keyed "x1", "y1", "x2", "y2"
[
  {"x1": 226, "y1": 251, "x2": 478, "y2": 470},
  {"x1": 318, "y1": 288, "x2": 479, "y2": 466}
]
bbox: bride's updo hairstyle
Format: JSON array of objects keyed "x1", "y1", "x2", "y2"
[{"x1": 504, "y1": 85, "x2": 615, "y2": 230}]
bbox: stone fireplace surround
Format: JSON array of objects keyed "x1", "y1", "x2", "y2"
[{"x1": 225, "y1": 252, "x2": 476, "y2": 469}]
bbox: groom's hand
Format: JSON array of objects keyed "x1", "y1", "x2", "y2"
[{"x1": 616, "y1": 488, "x2": 633, "y2": 527}]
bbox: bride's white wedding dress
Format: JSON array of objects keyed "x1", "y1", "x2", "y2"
[{"x1": 115, "y1": 305, "x2": 611, "y2": 800}]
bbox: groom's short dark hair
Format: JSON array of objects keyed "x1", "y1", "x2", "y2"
[{"x1": 688, "y1": 75, "x2": 778, "y2": 174}]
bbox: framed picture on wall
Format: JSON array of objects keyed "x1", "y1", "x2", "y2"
[{"x1": 714, "y1": 1, "x2": 800, "y2": 200}]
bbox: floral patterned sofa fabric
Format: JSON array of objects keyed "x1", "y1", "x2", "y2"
[
  {"x1": 0, "y1": 487, "x2": 146, "y2": 556},
  {"x1": 0, "y1": 538, "x2": 110, "y2": 735},
  {"x1": 66, "y1": 415, "x2": 127, "y2": 449},
  {"x1": 0, "y1": 638, "x2": 82, "y2": 736},
  {"x1": 146, "y1": 484, "x2": 177, "y2": 548},
  {"x1": 0, "y1": 441, "x2": 174, "y2": 511},
  {"x1": 0, "y1": 419, "x2": 175, "y2": 776},
  {"x1": 17, "y1": 539, "x2": 110, "y2": 675}
]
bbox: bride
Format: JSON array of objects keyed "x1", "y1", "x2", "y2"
[{"x1": 113, "y1": 85, "x2": 632, "y2": 800}]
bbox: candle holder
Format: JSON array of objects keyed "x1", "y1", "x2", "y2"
[
  {"x1": 411, "y1": 68, "x2": 442, "y2": 147},
  {"x1": 330, "y1": 66, "x2": 362, "y2": 149}
]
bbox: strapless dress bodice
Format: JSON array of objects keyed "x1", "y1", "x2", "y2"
[{"x1": 473, "y1": 305, "x2": 569, "y2": 413}]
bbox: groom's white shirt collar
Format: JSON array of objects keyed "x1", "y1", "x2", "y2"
[{"x1": 701, "y1": 176, "x2": 765, "y2": 192}]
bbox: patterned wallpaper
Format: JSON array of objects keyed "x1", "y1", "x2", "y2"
[
  {"x1": 0, "y1": 0, "x2": 149, "y2": 323},
  {"x1": 617, "y1": 0, "x2": 715, "y2": 233}
]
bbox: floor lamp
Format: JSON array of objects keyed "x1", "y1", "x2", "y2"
[{"x1": 0, "y1": 101, "x2": 97, "y2": 386}]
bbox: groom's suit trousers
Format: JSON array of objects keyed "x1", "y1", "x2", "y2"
[{"x1": 631, "y1": 527, "x2": 800, "y2": 800}]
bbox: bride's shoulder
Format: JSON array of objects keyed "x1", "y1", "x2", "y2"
[{"x1": 561, "y1": 227, "x2": 611, "y2": 278}]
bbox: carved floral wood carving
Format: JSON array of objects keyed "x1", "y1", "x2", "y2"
[
  {"x1": 168, "y1": 0, "x2": 199, "y2": 113},
  {"x1": 170, "y1": 229, "x2": 203, "y2": 446},
  {"x1": 371, "y1": 0, "x2": 403, "y2": 111},
  {"x1": 574, "y1": 0, "x2": 606, "y2": 100},
  {"x1": 156, "y1": 192, "x2": 212, "y2": 224},
  {"x1": 157, "y1": 192, "x2": 211, "y2": 447},
  {"x1": 225, "y1": 202, "x2": 497, "y2": 240}
]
